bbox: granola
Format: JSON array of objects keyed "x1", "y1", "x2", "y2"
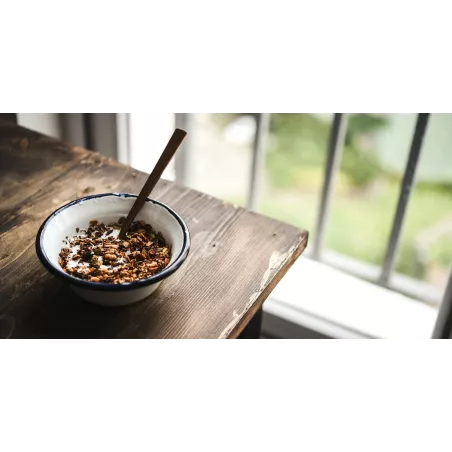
[{"x1": 58, "y1": 218, "x2": 171, "y2": 283}]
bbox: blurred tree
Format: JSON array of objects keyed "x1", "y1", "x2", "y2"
[{"x1": 215, "y1": 113, "x2": 389, "y2": 188}]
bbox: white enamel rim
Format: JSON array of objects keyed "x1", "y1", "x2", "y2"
[{"x1": 35, "y1": 193, "x2": 190, "y2": 291}]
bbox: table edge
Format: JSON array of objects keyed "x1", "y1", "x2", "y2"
[{"x1": 223, "y1": 232, "x2": 309, "y2": 339}]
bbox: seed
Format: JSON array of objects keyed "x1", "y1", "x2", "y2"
[
  {"x1": 104, "y1": 253, "x2": 117, "y2": 260},
  {"x1": 122, "y1": 241, "x2": 129, "y2": 248},
  {"x1": 90, "y1": 277, "x2": 100, "y2": 282},
  {"x1": 81, "y1": 251, "x2": 93, "y2": 260}
]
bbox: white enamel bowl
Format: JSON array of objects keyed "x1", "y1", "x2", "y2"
[{"x1": 36, "y1": 193, "x2": 190, "y2": 307}]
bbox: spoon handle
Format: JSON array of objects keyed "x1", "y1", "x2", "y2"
[{"x1": 118, "y1": 128, "x2": 187, "y2": 239}]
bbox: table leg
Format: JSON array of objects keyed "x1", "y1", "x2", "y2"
[{"x1": 238, "y1": 307, "x2": 263, "y2": 339}]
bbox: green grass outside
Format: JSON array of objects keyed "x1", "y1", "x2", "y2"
[{"x1": 225, "y1": 170, "x2": 452, "y2": 283}]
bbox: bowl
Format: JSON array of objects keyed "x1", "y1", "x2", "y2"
[{"x1": 35, "y1": 193, "x2": 190, "y2": 306}]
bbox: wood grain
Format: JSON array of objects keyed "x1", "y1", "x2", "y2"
[{"x1": 0, "y1": 119, "x2": 308, "y2": 339}]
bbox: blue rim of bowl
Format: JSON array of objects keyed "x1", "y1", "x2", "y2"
[{"x1": 35, "y1": 193, "x2": 190, "y2": 291}]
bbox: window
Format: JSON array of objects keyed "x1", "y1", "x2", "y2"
[{"x1": 126, "y1": 113, "x2": 448, "y2": 338}]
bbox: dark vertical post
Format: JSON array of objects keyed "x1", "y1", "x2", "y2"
[
  {"x1": 82, "y1": 113, "x2": 94, "y2": 150},
  {"x1": 432, "y1": 267, "x2": 452, "y2": 339},
  {"x1": 312, "y1": 113, "x2": 348, "y2": 260},
  {"x1": 379, "y1": 114, "x2": 430, "y2": 285}
]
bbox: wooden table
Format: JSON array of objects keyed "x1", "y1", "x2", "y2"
[{"x1": 0, "y1": 120, "x2": 308, "y2": 339}]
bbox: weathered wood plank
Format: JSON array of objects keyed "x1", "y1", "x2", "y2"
[{"x1": 0, "y1": 120, "x2": 308, "y2": 339}]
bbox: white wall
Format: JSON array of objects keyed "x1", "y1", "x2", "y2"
[
  {"x1": 129, "y1": 113, "x2": 175, "y2": 180},
  {"x1": 17, "y1": 113, "x2": 62, "y2": 139}
]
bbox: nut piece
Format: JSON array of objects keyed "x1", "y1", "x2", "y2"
[{"x1": 104, "y1": 253, "x2": 117, "y2": 261}]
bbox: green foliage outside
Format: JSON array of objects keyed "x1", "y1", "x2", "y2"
[
  {"x1": 266, "y1": 113, "x2": 386, "y2": 189},
  {"x1": 217, "y1": 113, "x2": 452, "y2": 287}
]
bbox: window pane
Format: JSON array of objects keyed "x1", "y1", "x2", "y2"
[
  {"x1": 395, "y1": 113, "x2": 452, "y2": 293},
  {"x1": 259, "y1": 113, "x2": 332, "y2": 242},
  {"x1": 184, "y1": 113, "x2": 253, "y2": 206},
  {"x1": 325, "y1": 114, "x2": 415, "y2": 268},
  {"x1": 129, "y1": 113, "x2": 176, "y2": 180}
]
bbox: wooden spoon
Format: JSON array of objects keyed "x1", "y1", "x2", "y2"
[{"x1": 118, "y1": 128, "x2": 187, "y2": 239}]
